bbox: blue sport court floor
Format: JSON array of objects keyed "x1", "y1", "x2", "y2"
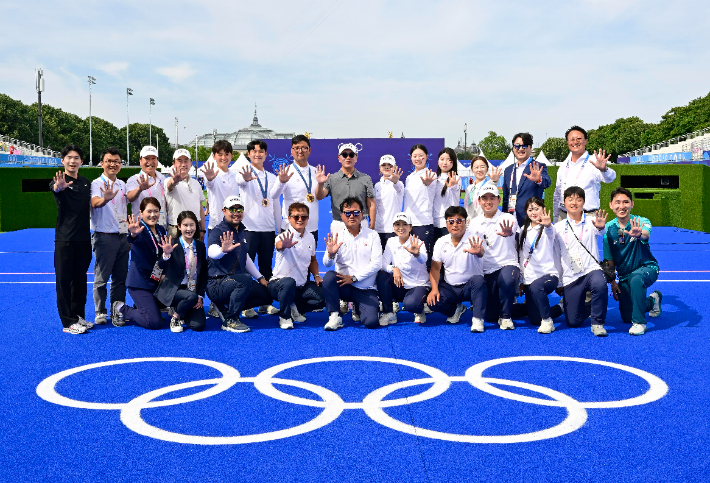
[{"x1": 1, "y1": 223, "x2": 709, "y2": 483}]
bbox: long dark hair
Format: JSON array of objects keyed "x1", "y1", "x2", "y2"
[
  {"x1": 436, "y1": 147, "x2": 458, "y2": 197},
  {"x1": 517, "y1": 197, "x2": 546, "y2": 253}
]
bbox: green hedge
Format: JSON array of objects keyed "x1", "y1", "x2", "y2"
[
  {"x1": 0, "y1": 167, "x2": 141, "y2": 232},
  {"x1": 545, "y1": 164, "x2": 709, "y2": 232}
]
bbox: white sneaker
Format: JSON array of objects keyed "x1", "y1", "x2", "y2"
[
  {"x1": 392, "y1": 302, "x2": 400, "y2": 313},
  {"x1": 242, "y1": 308, "x2": 258, "y2": 319},
  {"x1": 76, "y1": 316, "x2": 94, "y2": 330},
  {"x1": 414, "y1": 313, "x2": 426, "y2": 324},
  {"x1": 324, "y1": 312, "x2": 343, "y2": 331},
  {"x1": 498, "y1": 318, "x2": 515, "y2": 330},
  {"x1": 259, "y1": 305, "x2": 280, "y2": 315},
  {"x1": 94, "y1": 313, "x2": 108, "y2": 325},
  {"x1": 339, "y1": 299, "x2": 349, "y2": 314},
  {"x1": 279, "y1": 317, "x2": 294, "y2": 330},
  {"x1": 63, "y1": 323, "x2": 88, "y2": 334},
  {"x1": 423, "y1": 304, "x2": 433, "y2": 314},
  {"x1": 378, "y1": 312, "x2": 396, "y2": 326},
  {"x1": 649, "y1": 290, "x2": 662, "y2": 318},
  {"x1": 351, "y1": 309, "x2": 360, "y2": 322},
  {"x1": 446, "y1": 304, "x2": 466, "y2": 324},
  {"x1": 170, "y1": 315, "x2": 184, "y2": 333},
  {"x1": 470, "y1": 317, "x2": 484, "y2": 333},
  {"x1": 591, "y1": 324, "x2": 608, "y2": 337},
  {"x1": 538, "y1": 318, "x2": 555, "y2": 334},
  {"x1": 629, "y1": 323, "x2": 646, "y2": 335},
  {"x1": 290, "y1": 304, "x2": 306, "y2": 323}
]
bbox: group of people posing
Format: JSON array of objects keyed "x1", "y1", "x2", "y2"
[{"x1": 51, "y1": 125, "x2": 662, "y2": 337}]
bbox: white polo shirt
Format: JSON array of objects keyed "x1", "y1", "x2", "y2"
[
  {"x1": 126, "y1": 171, "x2": 167, "y2": 227},
  {"x1": 322, "y1": 225, "x2": 382, "y2": 290},
  {"x1": 204, "y1": 169, "x2": 240, "y2": 229},
  {"x1": 382, "y1": 236, "x2": 430, "y2": 289},
  {"x1": 553, "y1": 151, "x2": 616, "y2": 217},
  {"x1": 432, "y1": 173, "x2": 462, "y2": 228},
  {"x1": 519, "y1": 224, "x2": 557, "y2": 285},
  {"x1": 165, "y1": 177, "x2": 205, "y2": 225},
  {"x1": 553, "y1": 215, "x2": 606, "y2": 287},
  {"x1": 404, "y1": 169, "x2": 437, "y2": 226},
  {"x1": 374, "y1": 177, "x2": 404, "y2": 233},
  {"x1": 271, "y1": 227, "x2": 316, "y2": 287},
  {"x1": 90, "y1": 175, "x2": 128, "y2": 234},
  {"x1": 432, "y1": 230, "x2": 484, "y2": 286},
  {"x1": 469, "y1": 211, "x2": 519, "y2": 274},
  {"x1": 237, "y1": 167, "x2": 286, "y2": 233},
  {"x1": 281, "y1": 163, "x2": 319, "y2": 233}
]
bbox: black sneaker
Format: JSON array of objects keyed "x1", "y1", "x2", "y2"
[{"x1": 222, "y1": 318, "x2": 251, "y2": 333}]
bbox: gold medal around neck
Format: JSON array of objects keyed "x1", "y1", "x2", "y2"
[
  {"x1": 306, "y1": 193, "x2": 315, "y2": 202},
  {"x1": 262, "y1": 198, "x2": 270, "y2": 207}
]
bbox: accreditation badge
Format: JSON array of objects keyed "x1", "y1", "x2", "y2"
[
  {"x1": 150, "y1": 261, "x2": 163, "y2": 282},
  {"x1": 568, "y1": 250, "x2": 584, "y2": 274},
  {"x1": 508, "y1": 194, "x2": 517, "y2": 213},
  {"x1": 117, "y1": 214, "x2": 129, "y2": 234},
  {"x1": 158, "y1": 210, "x2": 167, "y2": 227},
  {"x1": 187, "y1": 279, "x2": 197, "y2": 292}
]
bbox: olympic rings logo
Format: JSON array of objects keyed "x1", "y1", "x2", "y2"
[{"x1": 36, "y1": 356, "x2": 668, "y2": 445}]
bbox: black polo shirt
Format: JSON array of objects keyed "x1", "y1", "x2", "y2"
[{"x1": 50, "y1": 174, "x2": 91, "y2": 242}]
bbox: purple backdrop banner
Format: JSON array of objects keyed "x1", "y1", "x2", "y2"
[{"x1": 256, "y1": 138, "x2": 446, "y2": 181}]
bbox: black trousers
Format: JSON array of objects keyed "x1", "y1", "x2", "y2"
[
  {"x1": 54, "y1": 241, "x2": 93, "y2": 328},
  {"x1": 245, "y1": 230, "x2": 276, "y2": 280}
]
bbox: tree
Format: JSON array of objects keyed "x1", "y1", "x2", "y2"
[
  {"x1": 534, "y1": 137, "x2": 568, "y2": 162},
  {"x1": 478, "y1": 131, "x2": 511, "y2": 161}
]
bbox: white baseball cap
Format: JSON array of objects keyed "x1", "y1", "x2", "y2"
[
  {"x1": 393, "y1": 212, "x2": 411, "y2": 225},
  {"x1": 173, "y1": 148, "x2": 192, "y2": 160},
  {"x1": 379, "y1": 154, "x2": 396, "y2": 166},
  {"x1": 477, "y1": 183, "x2": 500, "y2": 198},
  {"x1": 338, "y1": 143, "x2": 358, "y2": 155},
  {"x1": 140, "y1": 146, "x2": 158, "y2": 158},
  {"x1": 222, "y1": 195, "x2": 244, "y2": 209}
]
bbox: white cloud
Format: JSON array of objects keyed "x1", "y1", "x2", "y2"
[
  {"x1": 98, "y1": 62, "x2": 129, "y2": 76},
  {"x1": 156, "y1": 63, "x2": 197, "y2": 83}
]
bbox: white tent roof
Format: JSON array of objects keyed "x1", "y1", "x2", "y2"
[{"x1": 535, "y1": 151, "x2": 549, "y2": 165}]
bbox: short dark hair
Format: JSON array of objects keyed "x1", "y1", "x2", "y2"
[
  {"x1": 565, "y1": 126, "x2": 588, "y2": 140},
  {"x1": 610, "y1": 187, "x2": 633, "y2": 202},
  {"x1": 291, "y1": 134, "x2": 311, "y2": 148},
  {"x1": 212, "y1": 140, "x2": 233, "y2": 155},
  {"x1": 410, "y1": 144, "x2": 428, "y2": 156},
  {"x1": 176, "y1": 210, "x2": 199, "y2": 237},
  {"x1": 100, "y1": 146, "x2": 122, "y2": 162},
  {"x1": 61, "y1": 145, "x2": 84, "y2": 160},
  {"x1": 511, "y1": 132, "x2": 534, "y2": 146},
  {"x1": 340, "y1": 197, "x2": 363, "y2": 212},
  {"x1": 288, "y1": 202, "x2": 310, "y2": 216},
  {"x1": 139, "y1": 196, "x2": 161, "y2": 212},
  {"x1": 444, "y1": 205, "x2": 467, "y2": 220},
  {"x1": 563, "y1": 186, "x2": 586, "y2": 201},
  {"x1": 247, "y1": 140, "x2": 268, "y2": 153}
]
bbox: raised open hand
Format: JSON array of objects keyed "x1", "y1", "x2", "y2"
[
  {"x1": 539, "y1": 208, "x2": 552, "y2": 227},
  {"x1": 496, "y1": 219, "x2": 514, "y2": 237},
  {"x1": 403, "y1": 235, "x2": 423, "y2": 257},
  {"x1": 137, "y1": 173, "x2": 157, "y2": 191},
  {"x1": 315, "y1": 164, "x2": 330, "y2": 184},
  {"x1": 171, "y1": 167, "x2": 185, "y2": 183},
  {"x1": 53, "y1": 171, "x2": 73, "y2": 192},
  {"x1": 523, "y1": 161, "x2": 543, "y2": 183},
  {"x1": 446, "y1": 172, "x2": 461, "y2": 188},
  {"x1": 277, "y1": 163, "x2": 294, "y2": 183},
  {"x1": 387, "y1": 166, "x2": 404, "y2": 184},
  {"x1": 100, "y1": 180, "x2": 119, "y2": 202},
  {"x1": 240, "y1": 166, "x2": 256, "y2": 182},
  {"x1": 421, "y1": 169, "x2": 437, "y2": 187},
  {"x1": 325, "y1": 232, "x2": 343, "y2": 258},
  {"x1": 593, "y1": 209, "x2": 608, "y2": 230},
  {"x1": 279, "y1": 230, "x2": 300, "y2": 249},
  {"x1": 623, "y1": 217, "x2": 644, "y2": 238},
  {"x1": 202, "y1": 161, "x2": 218, "y2": 182},
  {"x1": 219, "y1": 231, "x2": 241, "y2": 253},
  {"x1": 591, "y1": 149, "x2": 610, "y2": 171},
  {"x1": 159, "y1": 235, "x2": 178, "y2": 256},
  {"x1": 127, "y1": 214, "x2": 143, "y2": 236},
  {"x1": 489, "y1": 166, "x2": 503, "y2": 183},
  {"x1": 464, "y1": 236, "x2": 484, "y2": 256}
]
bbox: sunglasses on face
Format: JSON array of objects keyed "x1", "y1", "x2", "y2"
[
  {"x1": 513, "y1": 144, "x2": 530, "y2": 150},
  {"x1": 227, "y1": 207, "x2": 244, "y2": 213},
  {"x1": 290, "y1": 214, "x2": 309, "y2": 222},
  {"x1": 447, "y1": 218, "x2": 465, "y2": 225},
  {"x1": 340, "y1": 152, "x2": 356, "y2": 159},
  {"x1": 343, "y1": 210, "x2": 361, "y2": 217}
]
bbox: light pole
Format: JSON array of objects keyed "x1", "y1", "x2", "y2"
[
  {"x1": 126, "y1": 88, "x2": 133, "y2": 164},
  {"x1": 175, "y1": 117, "x2": 179, "y2": 147},
  {"x1": 36, "y1": 69, "x2": 44, "y2": 148},
  {"x1": 88, "y1": 76, "x2": 96, "y2": 165},
  {"x1": 464, "y1": 123, "x2": 468, "y2": 160},
  {"x1": 149, "y1": 98, "x2": 155, "y2": 146}
]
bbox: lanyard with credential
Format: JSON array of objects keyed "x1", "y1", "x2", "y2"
[
  {"x1": 563, "y1": 154, "x2": 589, "y2": 186},
  {"x1": 522, "y1": 226, "x2": 544, "y2": 268},
  {"x1": 141, "y1": 221, "x2": 160, "y2": 255},
  {"x1": 510, "y1": 158, "x2": 532, "y2": 195},
  {"x1": 469, "y1": 176, "x2": 490, "y2": 205},
  {"x1": 145, "y1": 174, "x2": 165, "y2": 199},
  {"x1": 292, "y1": 163, "x2": 312, "y2": 195},
  {"x1": 100, "y1": 174, "x2": 123, "y2": 208}
]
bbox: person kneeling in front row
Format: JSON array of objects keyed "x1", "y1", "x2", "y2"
[
  {"x1": 376, "y1": 212, "x2": 430, "y2": 325},
  {"x1": 427, "y1": 206, "x2": 487, "y2": 332},
  {"x1": 268, "y1": 202, "x2": 325, "y2": 329},
  {"x1": 206, "y1": 195, "x2": 273, "y2": 333},
  {"x1": 154, "y1": 210, "x2": 208, "y2": 332},
  {"x1": 322, "y1": 197, "x2": 383, "y2": 330},
  {"x1": 604, "y1": 187, "x2": 662, "y2": 335}
]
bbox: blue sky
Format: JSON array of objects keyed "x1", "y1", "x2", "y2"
[{"x1": 1, "y1": 0, "x2": 709, "y2": 148}]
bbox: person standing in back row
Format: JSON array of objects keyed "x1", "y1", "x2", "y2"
[
  {"x1": 126, "y1": 145, "x2": 168, "y2": 229},
  {"x1": 51, "y1": 145, "x2": 94, "y2": 334},
  {"x1": 282, "y1": 135, "x2": 321, "y2": 246}
]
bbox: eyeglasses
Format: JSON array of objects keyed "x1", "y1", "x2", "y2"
[
  {"x1": 512, "y1": 144, "x2": 530, "y2": 150},
  {"x1": 292, "y1": 147, "x2": 310, "y2": 152},
  {"x1": 103, "y1": 160, "x2": 121, "y2": 165},
  {"x1": 447, "y1": 218, "x2": 465, "y2": 225},
  {"x1": 343, "y1": 210, "x2": 361, "y2": 217},
  {"x1": 227, "y1": 207, "x2": 244, "y2": 213},
  {"x1": 290, "y1": 214, "x2": 309, "y2": 221},
  {"x1": 340, "y1": 152, "x2": 356, "y2": 158}
]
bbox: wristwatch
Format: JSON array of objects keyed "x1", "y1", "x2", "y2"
[{"x1": 351, "y1": 275, "x2": 358, "y2": 282}]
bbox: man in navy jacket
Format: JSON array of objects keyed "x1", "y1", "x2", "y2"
[{"x1": 502, "y1": 132, "x2": 552, "y2": 226}]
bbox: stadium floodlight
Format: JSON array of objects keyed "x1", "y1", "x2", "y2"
[
  {"x1": 126, "y1": 88, "x2": 133, "y2": 165},
  {"x1": 88, "y1": 76, "x2": 96, "y2": 165},
  {"x1": 149, "y1": 98, "x2": 155, "y2": 145}
]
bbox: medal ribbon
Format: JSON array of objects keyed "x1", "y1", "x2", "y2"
[
  {"x1": 253, "y1": 168, "x2": 269, "y2": 201},
  {"x1": 292, "y1": 163, "x2": 312, "y2": 195}
]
